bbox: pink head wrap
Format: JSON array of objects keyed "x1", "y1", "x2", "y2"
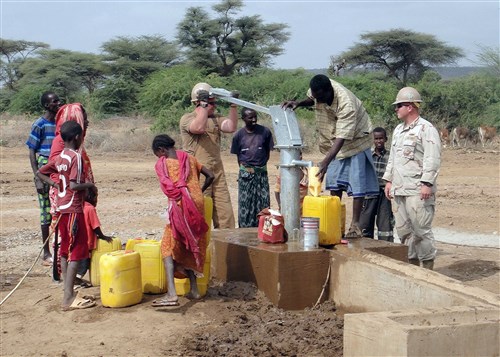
[{"x1": 55, "y1": 103, "x2": 86, "y2": 136}]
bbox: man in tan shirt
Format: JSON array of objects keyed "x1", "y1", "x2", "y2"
[
  {"x1": 180, "y1": 83, "x2": 238, "y2": 229},
  {"x1": 383, "y1": 87, "x2": 441, "y2": 270},
  {"x1": 283, "y1": 74, "x2": 379, "y2": 238}
]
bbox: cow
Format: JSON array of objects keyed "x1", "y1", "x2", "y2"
[
  {"x1": 478, "y1": 126, "x2": 497, "y2": 147},
  {"x1": 439, "y1": 128, "x2": 450, "y2": 148},
  {"x1": 451, "y1": 127, "x2": 470, "y2": 148}
]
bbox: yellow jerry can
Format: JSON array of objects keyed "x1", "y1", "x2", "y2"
[
  {"x1": 302, "y1": 195, "x2": 342, "y2": 245},
  {"x1": 90, "y1": 237, "x2": 122, "y2": 286},
  {"x1": 134, "y1": 241, "x2": 167, "y2": 294},
  {"x1": 100, "y1": 250, "x2": 142, "y2": 308}
]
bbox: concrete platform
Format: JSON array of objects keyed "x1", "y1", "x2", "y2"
[
  {"x1": 344, "y1": 306, "x2": 499, "y2": 357},
  {"x1": 211, "y1": 228, "x2": 500, "y2": 356},
  {"x1": 212, "y1": 228, "x2": 408, "y2": 310},
  {"x1": 212, "y1": 228, "x2": 330, "y2": 310}
]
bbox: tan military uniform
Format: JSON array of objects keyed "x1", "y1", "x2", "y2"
[
  {"x1": 180, "y1": 111, "x2": 235, "y2": 229},
  {"x1": 383, "y1": 116, "x2": 441, "y2": 262}
]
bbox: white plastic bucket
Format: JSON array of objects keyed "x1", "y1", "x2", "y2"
[{"x1": 301, "y1": 217, "x2": 319, "y2": 248}]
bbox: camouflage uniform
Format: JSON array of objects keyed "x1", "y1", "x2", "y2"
[{"x1": 382, "y1": 116, "x2": 441, "y2": 262}]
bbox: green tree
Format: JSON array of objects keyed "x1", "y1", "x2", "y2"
[
  {"x1": 139, "y1": 65, "x2": 225, "y2": 130},
  {"x1": 5, "y1": 84, "x2": 47, "y2": 114},
  {"x1": 473, "y1": 45, "x2": 500, "y2": 77},
  {"x1": 17, "y1": 49, "x2": 106, "y2": 101},
  {"x1": 101, "y1": 35, "x2": 179, "y2": 83},
  {"x1": 0, "y1": 38, "x2": 49, "y2": 91},
  {"x1": 335, "y1": 29, "x2": 463, "y2": 86},
  {"x1": 177, "y1": 0, "x2": 290, "y2": 76},
  {"x1": 90, "y1": 76, "x2": 138, "y2": 116}
]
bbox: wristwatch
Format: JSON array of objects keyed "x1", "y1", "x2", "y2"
[
  {"x1": 421, "y1": 181, "x2": 433, "y2": 187},
  {"x1": 198, "y1": 102, "x2": 208, "y2": 108}
]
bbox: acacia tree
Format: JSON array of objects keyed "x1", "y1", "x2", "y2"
[
  {"x1": 474, "y1": 45, "x2": 500, "y2": 77},
  {"x1": 334, "y1": 29, "x2": 463, "y2": 85},
  {"x1": 177, "y1": 0, "x2": 290, "y2": 76},
  {"x1": 0, "y1": 38, "x2": 49, "y2": 91},
  {"x1": 101, "y1": 35, "x2": 179, "y2": 83},
  {"x1": 18, "y1": 49, "x2": 106, "y2": 100}
]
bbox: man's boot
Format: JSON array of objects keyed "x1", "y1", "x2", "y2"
[
  {"x1": 422, "y1": 260, "x2": 434, "y2": 270},
  {"x1": 408, "y1": 259, "x2": 420, "y2": 267}
]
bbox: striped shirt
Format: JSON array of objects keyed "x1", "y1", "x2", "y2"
[
  {"x1": 372, "y1": 148, "x2": 389, "y2": 188},
  {"x1": 26, "y1": 117, "x2": 56, "y2": 158},
  {"x1": 307, "y1": 79, "x2": 372, "y2": 159}
]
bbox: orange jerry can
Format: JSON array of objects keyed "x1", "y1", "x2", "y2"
[{"x1": 302, "y1": 195, "x2": 342, "y2": 245}]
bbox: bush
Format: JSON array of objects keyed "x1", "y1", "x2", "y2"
[{"x1": 6, "y1": 84, "x2": 48, "y2": 115}]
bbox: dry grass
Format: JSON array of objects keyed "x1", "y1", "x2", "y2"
[
  {"x1": 0, "y1": 114, "x2": 157, "y2": 153},
  {"x1": 0, "y1": 113, "x2": 321, "y2": 154}
]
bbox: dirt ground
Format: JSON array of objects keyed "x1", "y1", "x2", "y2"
[{"x1": 0, "y1": 118, "x2": 499, "y2": 356}]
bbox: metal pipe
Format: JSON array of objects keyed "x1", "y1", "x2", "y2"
[
  {"x1": 279, "y1": 148, "x2": 302, "y2": 238},
  {"x1": 210, "y1": 88, "x2": 270, "y2": 115},
  {"x1": 209, "y1": 87, "x2": 304, "y2": 236}
]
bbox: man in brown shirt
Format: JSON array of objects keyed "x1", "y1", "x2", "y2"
[{"x1": 180, "y1": 83, "x2": 238, "y2": 229}]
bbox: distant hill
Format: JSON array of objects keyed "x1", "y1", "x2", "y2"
[
  {"x1": 432, "y1": 66, "x2": 484, "y2": 79},
  {"x1": 306, "y1": 66, "x2": 485, "y2": 79}
]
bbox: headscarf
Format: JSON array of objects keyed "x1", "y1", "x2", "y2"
[
  {"x1": 49, "y1": 103, "x2": 94, "y2": 183},
  {"x1": 55, "y1": 103, "x2": 86, "y2": 137},
  {"x1": 155, "y1": 150, "x2": 208, "y2": 268}
]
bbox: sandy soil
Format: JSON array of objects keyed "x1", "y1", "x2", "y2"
[{"x1": 1, "y1": 119, "x2": 499, "y2": 356}]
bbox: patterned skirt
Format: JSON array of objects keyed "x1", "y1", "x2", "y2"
[{"x1": 237, "y1": 166, "x2": 270, "y2": 228}]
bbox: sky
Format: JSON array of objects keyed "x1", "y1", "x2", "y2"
[{"x1": 1, "y1": 0, "x2": 498, "y2": 69}]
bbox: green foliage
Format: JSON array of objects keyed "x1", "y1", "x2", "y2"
[
  {"x1": 139, "y1": 66, "x2": 314, "y2": 132},
  {"x1": 177, "y1": 0, "x2": 289, "y2": 76},
  {"x1": 90, "y1": 76, "x2": 138, "y2": 116},
  {"x1": 473, "y1": 45, "x2": 500, "y2": 77},
  {"x1": 6, "y1": 84, "x2": 47, "y2": 114},
  {"x1": 225, "y1": 68, "x2": 310, "y2": 106},
  {"x1": 418, "y1": 72, "x2": 500, "y2": 129},
  {"x1": 17, "y1": 49, "x2": 106, "y2": 101},
  {"x1": 0, "y1": 38, "x2": 49, "y2": 91},
  {"x1": 140, "y1": 65, "x2": 227, "y2": 131},
  {"x1": 101, "y1": 35, "x2": 179, "y2": 84},
  {"x1": 336, "y1": 29, "x2": 463, "y2": 86}
]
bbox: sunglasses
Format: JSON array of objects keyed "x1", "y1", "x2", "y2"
[{"x1": 396, "y1": 103, "x2": 411, "y2": 109}]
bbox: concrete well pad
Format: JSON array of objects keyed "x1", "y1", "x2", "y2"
[
  {"x1": 212, "y1": 228, "x2": 330, "y2": 310},
  {"x1": 211, "y1": 229, "x2": 499, "y2": 356},
  {"x1": 329, "y1": 243, "x2": 500, "y2": 313},
  {"x1": 344, "y1": 305, "x2": 500, "y2": 357}
]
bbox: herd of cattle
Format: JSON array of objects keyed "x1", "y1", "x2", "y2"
[{"x1": 438, "y1": 126, "x2": 498, "y2": 148}]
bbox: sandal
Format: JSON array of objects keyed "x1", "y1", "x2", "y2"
[
  {"x1": 41, "y1": 257, "x2": 53, "y2": 266},
  {"x1": 62, "y1": 295, "x2": 96, "y2": 311},
  {"x1": 345, "y1": 225, "x2": 363, "y2": 239},
  {"x1": 152, "y1": 297, "x2": 179, "y2": 307}
]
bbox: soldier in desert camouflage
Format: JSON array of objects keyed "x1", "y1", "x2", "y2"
[{"x1": 383, "y1": 87, "x2": 442, "y2": 270}]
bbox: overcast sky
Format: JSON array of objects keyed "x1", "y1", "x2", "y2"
[{"x1": 1, "y1": 0, "x2": 498, "y2": 69}]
